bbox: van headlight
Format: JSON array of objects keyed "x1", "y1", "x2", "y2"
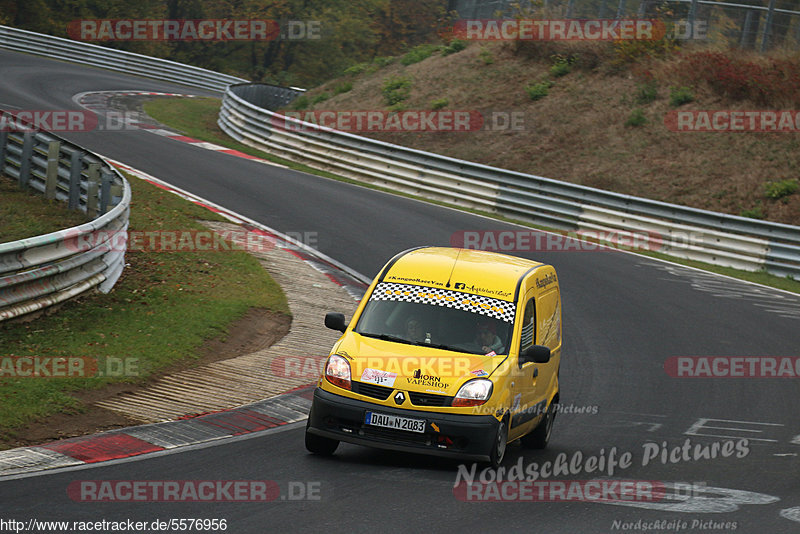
[
  {"x1": 452, "y1": 379, "x2": 493, "y2": 407},
  {"x1": 325, "y1": 354, "x2": 351, "y2": 390}
]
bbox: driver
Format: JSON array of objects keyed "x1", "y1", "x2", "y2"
[{"x1": 405, "y1": 316, "x2": 427, "y2": 343}]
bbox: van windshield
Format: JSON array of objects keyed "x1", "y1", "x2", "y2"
[{"x1": 354, "y1": 283, "x2": 515, "y2": 355}]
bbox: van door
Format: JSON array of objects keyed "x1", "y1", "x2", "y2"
[
  {"x1": 535, "y1": 285, "x2": 561, "y2": 400},
  {"x1": 508, "y1": 289, "x2": 542, "y2": 440}
]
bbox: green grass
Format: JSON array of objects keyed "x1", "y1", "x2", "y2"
[
  {"x1": 669, "y1": 86, "x2": 695, "y2": 107},
  {"x1": 625, "y1": 108, "x2": 647, "y2": 127},
  {"x1": 401, "y1": 44, "x2": 441, "y2": 65},
  {"x1": 764, "y1": 179, "x2": 798, "y2": 200},
  {"x1": 333, "y1": 82, "x2": 353, "y2": 95},
  {"x1": 549, "y1": 59, "x2": 572, "y2": 77},
  {"x1": 0, "y1": 172, "x2": 289, "y2": 444},
  {"x1": 442, "y1": 39, "x2": 467, "y2": 56},
  {"x1": 381, "y1": 75, "x2": 413, "y2": 106},
  {"x1": 430, "y1": 98, "x2": 449, "y2": 110},
  {"x1": 525, "y1": 81, "x2": 552, "y2": 101},
  {"x1": 0, "y1": 178, "x2": 89, "y2": 243},
  {"x1": 143, "y1": 96, "x2": 800, "y2": 296},
  {"x1": 634, "y1": 83, "x2": 658, "y2": 105}
]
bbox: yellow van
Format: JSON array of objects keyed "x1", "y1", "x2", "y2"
[{"x1": 305, "y1": 247, "x2": 561, "y2": 467}]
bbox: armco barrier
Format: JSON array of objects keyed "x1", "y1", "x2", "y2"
[
  {"x1": 0, "y1": 25, "x2": 246, "y2": 93},
  {"x1": 0, "y1": 112, "x2": 130, "y2": 322},
  {"x1": 218, "y1": 83, "x2": 800, "y2": 279}
]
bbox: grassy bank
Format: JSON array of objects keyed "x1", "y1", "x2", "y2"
[
  {"x1": 0, "y1": 178, "x2": 88, "y2": 242},
  {"x1": 0, "y1": 172, "x2": 289, "y2": 445},
  {"x1": 296, "y1": 41, "x2": 800, "y2": 226}
]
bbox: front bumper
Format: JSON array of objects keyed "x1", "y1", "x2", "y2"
[{"x1": 306, "y1": 387, "x2": 500, "y2": 462}]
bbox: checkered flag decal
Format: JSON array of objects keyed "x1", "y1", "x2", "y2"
[{"x1": 370, "y1": 283, "x2": 516, "y2": 323}]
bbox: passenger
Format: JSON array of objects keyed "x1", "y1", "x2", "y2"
[{"x1": 475, "y1": 320, "x2": 504, "y2": 354}]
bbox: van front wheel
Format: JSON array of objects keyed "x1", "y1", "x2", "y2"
[
  {"x1": 489, "y1": 418, "x2": 508, "y2": 468},
  {"x1": 305, "y1": 421, "x2": 339, "y2": 456},
  {"x1": 522, "y1": 400, "x2": 557, "y2": 449}
]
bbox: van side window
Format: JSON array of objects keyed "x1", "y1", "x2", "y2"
[{"x1": 519, "y1": 298, "x2": 535, "y2": 350}]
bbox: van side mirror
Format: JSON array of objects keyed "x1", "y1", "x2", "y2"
[
  {"x1": 324, "y1": 312, "x2": 347, "y2": 333},
  {"x1": 520, "y1": 345, "x2": 551, "y2": 366}
]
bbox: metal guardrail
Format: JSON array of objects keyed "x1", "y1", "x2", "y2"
[
  {"x1": 0, "y1": 112, "x2": 131, "y2": 322},
  {"x1": 0, "y1": 23, "x2": 244, "y2": 323},
  {"x1": 0, "y1": 25, "x2": 247, "y2": 93},
  {"x1": 218, "y1": 83, "x2": 800, "y2": 279}
]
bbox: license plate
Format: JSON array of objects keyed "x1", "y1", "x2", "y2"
[{"x1": 365, "y1": 411, "x2": 426, "y2": 433}]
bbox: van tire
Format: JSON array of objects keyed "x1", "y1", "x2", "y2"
[
  {"x1": 305, "y1": 420, "x2": 339, "y2": 456},
  {"x1": 489, "y1": 418, "x2": 508, "y2": 468},
  {"x1": 522, "y1": 399, "x2": 557, "y2": 449}
]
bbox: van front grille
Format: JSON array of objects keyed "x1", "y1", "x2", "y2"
[{"x1": 352, "y1": 381, "x2": 393, "y2": 400}]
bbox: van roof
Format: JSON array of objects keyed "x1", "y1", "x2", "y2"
[{"x1": 381, "y1": 247, "x2": 544, "y2": 302}]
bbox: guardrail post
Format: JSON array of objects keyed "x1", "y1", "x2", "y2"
[
  {"x1": 688, "y1": 0, "x2": 699, "y2": 31},
  {"x1": 740, "y1": 9, "x2": 759, "y2": 49},
  {"x1": 86, "y1": 162, "x2": 100, "y2": 219},
  {"x1": 68, "y1": 149, "x2": 83, "y2": 210},
  {"x1": 598, "y1": 0, "x2": 608, "y2": 19},
  {"x1": 566, "y1": 0, "x2": 575, "y2": 18},
  {"x1": 45, "y1": 140, "x2": 60, "y2": 199},
  {"x1": 0, "y1": 131, "x2": 7, "y2": 175},
  {"x1": 100, "y1": 170, "x2": 113, "y2": 215},
  {"x1": 796, "y1": 17, "x2": 800, "y2": 47},
  {"x1": 760, "y1": 0, "x2": 777, "y2": 52},
  {"x1": 18, "y1": 131, "x2": 34, "y2": 189},
  {"x1": 616, "y1": 0, "x2": 626, "y2": 19},
  {"x1": 110, "y1": 182, "x2": 123, "y2": 204}
]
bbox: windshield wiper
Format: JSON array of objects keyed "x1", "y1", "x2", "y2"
[{"x1": 358, "y1": 332, "x2": 415, "y2": 345}]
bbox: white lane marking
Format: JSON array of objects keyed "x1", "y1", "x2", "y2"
[
  {"x1": 607, "y1": 412, "x2": 668, "y2": 418},
  {"x1": 604, "y1": 482, "x2": 779, "y2": 513},
  {"x1": 686, "y1": 418, "x2": 782, "y2": 443},
  {"x1": 612, "y1": 421, "x2": 663, "y2": 432},
  {"x1": 781, "y1": 507, "x2": 800, "y2": 523},
  {"x1": 649, "y1": 263, "x2": 800, "y2": 317}
]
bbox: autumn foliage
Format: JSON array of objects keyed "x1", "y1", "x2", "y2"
[{"x1": 0, "y1": 0, "x2": 450, "y2": 86}]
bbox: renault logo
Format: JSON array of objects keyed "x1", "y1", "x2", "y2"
[{"x1": 394, "y1": 391, "x2": 405, "y2": 405}]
